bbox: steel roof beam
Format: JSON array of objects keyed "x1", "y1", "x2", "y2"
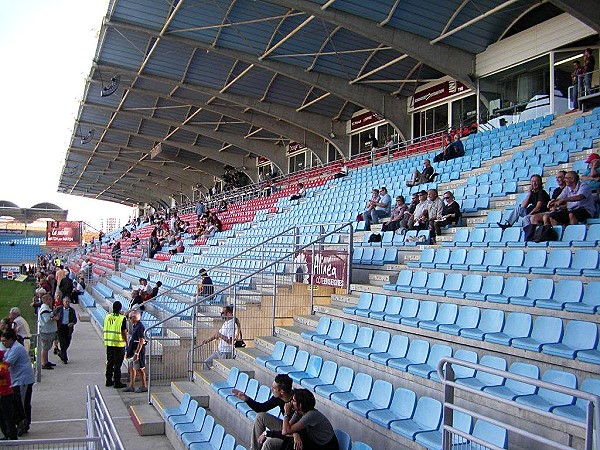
[
  {"x1": 263, "y1": 0, "x2": 475, "y2": 88},
  {"x1": 105, "y1": 19, "x2": 410, "y2": 137}
]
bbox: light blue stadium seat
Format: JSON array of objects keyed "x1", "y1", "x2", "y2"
[
  {"x1": 419, "y1": 303, "x2": 458, "y2": 331},
  {"x1": 331, "y1": 372, "x2": 373, "y2": 407},
  {"x1": 439, "y1": 306, "x2": 480, "y2": 336},
  {"x1": 348, "y1": 379, "x2": 394, "y2": 418},
  {"x1": 168, "y1": 399, "x2": 199, "y2": 427},
  {"x1": 428, "y1": 273, "x2": 463, "y2": 298},
  {"x1": 174, "y1": 406, "x2": 206, "y2": 435},
  {"x1": 181, "y1": 415, "x2": 214, "y2": 448},
  {"x1": 512, "y1": 316, "x2": 563, "y2": 352},
  {"x1": 219, "y1": 372, "x2": 250, "y2": 399},
  {"x1": 343, "y1": 294, "x2": 372, "y2": 315},
  {"x1": 360, "y1": 247, "x2": 375, "y2": 264},
  {"x1": 565, "y1": 281, "x2": 600, "y2": 314},
  {"x1": 359, "y1": 294, "x2": 387, "y2": 318},
  {"x1": 425, "y1": 248, "x2": 450, "y2": 269},
  {"x1": 501, "y1": 227, "x2": 524, "y2": 247},
  {"x1": 227, "y1": 379, "x2": 259, "y2": 409},
  {"x1": 549, "y1": 224, "x2": 586, "y2": 247},
  {"x1": 460, "y1": 309, "x2": 505, "y2": 341},
  {"x1": 408, "y1": 248, "x2": 435, "y2": 268},
  {"x1": 352, "y1": 247, "x2": 364, "y2": 264},
  {"x1": 265, "y1": 346, "x2": 297, "y2": 371},
  {"x1": 315, "y1": 366, "x2": 354, "y2": 399},
  {"x1": 383, "y1": 247, "x2": 398, "y2": 264},
  {"x1": 385, "y1": 298, "x2": 419, "y2": 324},
  {"x1": 312, "y1": 320, "x2": 344, "y2": 344},
  {"x1": 370, "y1": 296, "x2": 402, "y2": 321},
  {"x1": 449, "y1": 349, "x2": 479, "y2": 381},
  {"x1": 437, "y1": 248, "x2": 467, "y2": 270},
  {"x1": 388, "y1": 339, "x2": 430, "y2": 372},
  {"x1": 335, "y1": 429, "x2": 352, "y2": 450},
  {"x1": 220, "y1": 435, "x2": 236, "y2": 450},
  {"x1": 324, "y1": 323, "x2": 358, "y2": 350},
  {"x1": 443, "y1": 228, "x2": 469, "y2": 247},
  {"x1": 351, "y1": 443, "x2": 373, "y2": 450},
  {"x1": 455, "y1": 419, "x2": 508, "y2": 449},
  {"x1": 542, "y1": 321, "x2": 598, "y2": 359},
  {"x1": 455, "y1": 355, "x2": 507, "y2": 390},
  {"x1": 338, "y1": 326, "x2": 374, "y2": 354},
  {"x1": 484, "y1": 362, "x2": 540, "y2": 401},
  {"x1": 289, "y1": 355, "x2": 323, "y2": 384},
  {"x1": 553, "y1": 378, "x2": 600, "y2": 422},
  {"x1": 211, "y1": 368, "x2": 240, "y2": 392},
  {"x1": 408, "y1": 344, "x2": 453, "y2": 380},
  {"x1": 399, "y1": 271, "x2": 427, "y2": 293},
  {"x1": 384, "y1": 269, "x2": 412, "y2": 291},
  {"x1": 515, "y1": 369, "x2": 577, "y2": 412},
  {"x1": 415, "y1": 410, "x2": 473, "y2": 450},
  {"x1": 452, "y1": 274, "x2": 482, "y2": 299},
  {"x1": 470, "y1": 249, "x2": 503, "y2": 271},
  {"x1": 487, "y1": 276, "x2": 528, "y2": 304},
  {"x1": 402, "y1": 301, "x2": 437, "y2": 328},
  {"x1": 465, "y1": 275, "x2": 503, "y2": 302},
  {"x1": 484, "y1": 312, "x2": 532, "y2": 346},
  {"x1": 453, "y1": 249, "x2": 484, "y2": 270},
  {"x1": 509, "y1": 277, "x2": 553, "y2": 307},
  {"x1": 354, "y1": 330, "x2": 391, "y2": 360},
  {"x1": 536, "y1": 279, "x2": 583, "y2": 310},
  {"x1": 189, "y1": 423, "x2": 224, "y2": 450},
  {"x1": 557, "y1": 250, "x2": 599, "y2": 276},
  {"x1": 301, "y1": 317, "x2": 331, "y2": 340},
  {"x1": 510, "y1": 249, "x2": 546, "y2": 273},
  {"x1": 367, "y1": 387, "x2": 416, "y2": 428},
  {"x1": 301, "y1": 360, "x2": 337, "y2": 391},
  {"x1": 494, "y1": 249, "x2": 524, "y2": 272},
  {"x1": 580, "y1": 224, "x2": 600, "y2": 247},
  {"x1": 276, "y1": 350, "x2": 309, "y2": 375},
  {"x1": 370, "y1": 334, "x2": 409, "y2": 365},
  {"x1": 390, "y1": 397, "x2": 442, "y2": 440}
]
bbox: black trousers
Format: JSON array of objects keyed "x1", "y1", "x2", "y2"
[
  {"x1": 13, "y1": 384, "x2": 32, "y2": 431},
  {"x1": 106, "y1": 346, "x2": 125, "y2": 384},
  {"x1": 0, "y1": 393, "x2": 19, "y2": 439},
  {"x1": 57, "y1": 325, "x2": 73, "y2": 362}
]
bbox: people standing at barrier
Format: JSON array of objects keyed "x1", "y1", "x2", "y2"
[
  {"x1": 54, "y1": 297, "x2": 77, "y2": 364},
  {"x1": 281, "y1": 389, "x2": 339, "y2": 450},
  {"x1": 583, "y1": 48, "x2": 595, "y2": 95},
  {"x1": 0, "y1": 349, "x2": 19, "y2": 440},
  {"x1": 572, "y1": 60, "x2": 584, "y2": 109},
  {"x1": 232, "y1": 373, "x2": 294, "y2": 450},
  {"x1": 1, "y1": 330, "x2": 35, "y2": 436},
  {"x1": 38, "y1": 294, "x2": 58, "y2": 369},
  {"x1": 201, "y1": 305, "x2": 239, "y2": 369},
  {"x1": 122, "y1": 310, "x2": 147, "y2": 393},
  {"x1": 9, "y1": 309, "x2": 31, "y2": 354},
  {"x1": 103, "y1": 301, "x2": 128, "y2": 389}
]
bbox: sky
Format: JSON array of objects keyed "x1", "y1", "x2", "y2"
[{"x1": 0, "y1": 0, "x2": 135, "y2": 231}]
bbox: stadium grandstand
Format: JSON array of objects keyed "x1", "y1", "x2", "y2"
[{"x1": 12, "y1": 0, "x2": 600, "y2": 449}]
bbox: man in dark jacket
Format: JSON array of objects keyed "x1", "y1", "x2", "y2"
[{"x1": 53, "y1": 297, "x2": 77, "y2": 364}]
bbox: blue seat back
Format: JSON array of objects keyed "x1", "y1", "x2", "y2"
[
  {"x1": 400, "y1": 298, "x2": 419, "y2": 318},
  {"x1": 472, "y1": 419, "x2": 508, "y2": 449},
  {"x1": 389, "y1": 387, "x2": 417, "y2": 418},
  {"x1": 413, "y1": 397, "x2": 443, "y2": 429},
  {"x1": 531, "y1": 316, "x2": 563, "y2": 343},
  {"x1": 388, "y1": 334, "x2": 409, "y2": 358},
  {"x1": 479, "y1": 309, "x2": 505, "y2": 333},
  {"x1": 453, "y1": 349, "x2": 478, "y2": 379},
  {"x1": 417, "y1": 301, "x2": 438, "y2": 320},
  {"x1": 562, "y1": 321, "x2": 598, "y2": 349},
  {"x1": 502, "y1": 312, "x2": 532, "y2": 337},
  {"x1": 477, "y1": 355, "x2": 508, "y2": 385},
  {"x1": 355, "y1": 326, "x2": 375, "y2": 347},
  {"x1": 335, "y1": 429, "x2": 352, "y2": 450},
  {"x1": 538, "y1": 370, "x2": 577, "y2": 405},
  {"x1": 406, "y1": 339, "x2": 430, "y2": 363}
]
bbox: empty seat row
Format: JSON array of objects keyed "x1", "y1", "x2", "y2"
[
  {"x1": 408, "y1": 247, "x2": 600, "y2": 276},
  {"x1": 443, "y1": 224, "x2": 600, "y2": 247},
  {"x1": 307, "y1": 311, "x2": 600, "y2": 365},
  {"x1": 163, "y1": 392, "x2": 246, "y2": 450},
  {"x1": 383, "y1": 269, "x2": 599, "y2": 313}
]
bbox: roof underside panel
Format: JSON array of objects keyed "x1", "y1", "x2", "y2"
[
  {"x1": 112, "y1": 0, "x2": 170, "y2": 30},
  {"x1": 183, "y1": 51, "x2": 236, "y2": 88},
  {"x1": 261, "y1": 76, "x2": 312, "y2": 107},
  {"x1": 99, "y1": 28, "x2": 149, "y2": 69},
  {"x1": 145, "y1": 40, "x2": 194, "y2": 79}
]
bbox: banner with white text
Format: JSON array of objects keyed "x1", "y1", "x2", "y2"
[{"x1": 46, "y1": 221, "x2": 82, "y2": 247}]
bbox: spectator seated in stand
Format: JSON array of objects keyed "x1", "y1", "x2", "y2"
[
  {"x1": 497, "y1": 175, "x2": 550, "y2": 230},
  {"x1": 289, "y1": 183, "x2": 307, "y2": 201},
  {"x1": 406, "y1": 159, "x2": 436, "y2": 187},
  {"x1": 333, "y1": 163, "x2": 349, "y2": 179},
  {"x1": 363, "y1": 186, "x2": 392, "y2": 231},
  {"x1": 434, "y1": 135, "x2": 464, "y2": 163},
  {"x1": 529, "y1": 171, "x2": 566, "y2": 226},
  {"x1": 580, "y1": 153, "x2": 600, "y2": 203},
  {"x1": 411, "y1": 190, "x2": 430, "y2": 232},
  {"x1": 434, "y1": 191, "x2": 462, "y2": 236},
  {"x1": 382, "y1": 195, "x2": 408, "y2": 232},
  {"x1": 544, "y1": 170, "x2": 596, "y2": 226}
]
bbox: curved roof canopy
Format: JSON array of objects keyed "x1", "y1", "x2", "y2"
[{"x1": 58, "y1": 0, "x2": 590, "y2": 206}]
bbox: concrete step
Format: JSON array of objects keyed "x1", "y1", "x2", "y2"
[
  {"x1": 171, "y1": 381, "x2": 209, "y2": 407},
  {"x1": 129, "y1": 404, "x2": 165, "y2": 436}
]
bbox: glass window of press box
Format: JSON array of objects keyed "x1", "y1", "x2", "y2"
[{"x1": 349, "y1": 122, "x2": 398, "y2": 157}]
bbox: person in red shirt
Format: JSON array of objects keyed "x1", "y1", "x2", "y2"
[{"x1": 0, "y1": 350, "x2": 18, "y2": 440}]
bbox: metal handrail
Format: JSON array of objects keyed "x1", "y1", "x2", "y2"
[
  {"x1": 92, "y1": 385, "x2": 126, "y2": 450},
  {"x1": 437, "y1": 357, "x2": 599, "y2": 450}
]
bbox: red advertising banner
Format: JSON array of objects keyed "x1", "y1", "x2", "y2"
[
  {"x1": 294, "y1": 249, "x2": 348, "y2": 289},
  {"x1": 413, "y1": 80, "x2": 468, "y2": 109},
  {"x1": 46, "y1": 221, "x2": 82, "y2": 247},
  {"x1": 350, "y1": 111, "x2": 383, "y2": 131}
]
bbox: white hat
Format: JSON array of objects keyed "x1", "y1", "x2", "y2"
[{"x1": 35, "y1": 288, "x2": 47, "y2": 295}]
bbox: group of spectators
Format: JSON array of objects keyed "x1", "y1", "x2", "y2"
[
  {"x1": 498, "y1": 153, "x2": 599, "y2": 237},
  {"x1": 571, "y1": 48, "x2": 596, "y2": 110}
]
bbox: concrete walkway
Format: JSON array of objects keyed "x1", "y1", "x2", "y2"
[{"x1": 25, "y1": 306, "x2": 174, "y2": 450}]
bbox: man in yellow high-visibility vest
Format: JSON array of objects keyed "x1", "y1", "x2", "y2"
[{"x1": 103, "y1": 301, "x2": 128, "y2": 388}]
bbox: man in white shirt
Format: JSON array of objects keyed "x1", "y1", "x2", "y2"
[
  {"x1": 364, "y1": 186, "x2": 392, "y2": 230},
  {"x1": 9, "y1": 308, "x2": 31, "y2": 353},
  {"x1": 202, "y1": 306, "x2": 238, "y2": 369}
]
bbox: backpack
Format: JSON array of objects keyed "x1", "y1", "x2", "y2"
[
  {"x1": 368, "y1": 233, "x2": 382, "y2": 243},
  {"x1": 532, "y1": 225, "x2": 558, "y2": 243}
]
